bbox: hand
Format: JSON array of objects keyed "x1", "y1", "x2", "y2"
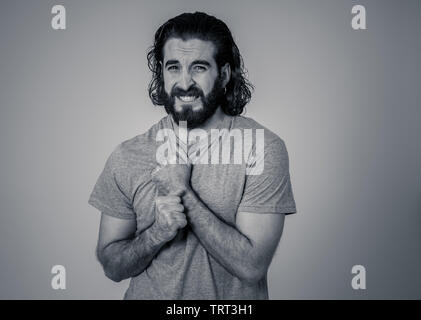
[
  {"x1": 151, "y1": 161, "x2": 192, "y2": 196},
  {"x1": 151, "y1": 195, "x2": 187, "y2": 243}
]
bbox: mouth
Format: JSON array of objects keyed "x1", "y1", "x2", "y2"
[{"x1": 177, "y1": 95, "x2": 199, "y2": 103}]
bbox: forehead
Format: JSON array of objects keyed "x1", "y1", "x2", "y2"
[{"x1": 162, "y1": 38, "x2": 217, "y2": 65}]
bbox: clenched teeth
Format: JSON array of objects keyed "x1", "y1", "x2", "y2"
[{"x1": 179, "y1": 96, "x2": 197, "y2": 102}]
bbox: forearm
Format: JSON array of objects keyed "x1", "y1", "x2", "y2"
[
  {"x1": 98, "y1": 224, "x2": 167, "y2": 282},
  {"x1": 182, "y1": 189, "x2": 263, "y2": 283}
]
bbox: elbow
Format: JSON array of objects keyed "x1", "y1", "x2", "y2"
[
  {"x1": 101, "y1": 260, "x2": 130, "y2": 282},
  {"x1": 238, "y1": 262, "x2": 267, "y2": 284},
  {"x1": 245, "y1": 269, "x2": 266, "y2": 284},
  {"x1": 104, "y1": 268, "x2": 124, "y2": 283},
  {"x1": 97, "y1": 251, "x2": 126, "y2": 283}
]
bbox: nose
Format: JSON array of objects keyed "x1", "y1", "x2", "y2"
[{"x1": 178, "y1": 69, "x2": 194, "y2": 90}]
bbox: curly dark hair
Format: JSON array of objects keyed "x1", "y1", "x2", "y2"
[{"x1": 147, "y1": 12, "x2": 254, "y2": 116}]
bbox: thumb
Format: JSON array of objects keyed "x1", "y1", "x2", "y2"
[{"x1": 169, "y1": 189, "x2": 185, "y2": 197}]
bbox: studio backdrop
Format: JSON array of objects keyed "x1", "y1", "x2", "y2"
[{"x1": 0, "y1": 0, "x2": 420, "y2": 299}]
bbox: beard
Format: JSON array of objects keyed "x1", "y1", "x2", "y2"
[{"x1": 161, "y1": 76, "x2": 225, "y2": 129}]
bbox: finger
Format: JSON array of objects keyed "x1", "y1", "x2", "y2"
[
  {"x1": 176, "y1": 218, "x2": 187, "y2": 229},
  {"x1": 172, "y1": 215, "x2": 187, "y2": 228},
  {"x1": 171, "y1": 210, "x2": 186, "y2": 219},
  {"x1": 158, "y1": 203, "x2": 183, "y2": 214},
  {"x1": 156, "y1": 196, "x2": 175, "y2": 206},
  {"x1": 157, "y1": 195, "x2": 181, "y2": 204},
  {"x1": 170, "y1": 204, "x2": 184, "y2": 212},
  {"x1": 167, "y1": 189, "x2": 185, "y2": 197}
]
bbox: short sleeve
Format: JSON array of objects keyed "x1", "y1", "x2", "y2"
[
  {"x1": 238, "y1": 137, "x2": 297, "y2": 215},
  {"x1": 88, "y1": 146, "x2": 136, "y2": 219}
]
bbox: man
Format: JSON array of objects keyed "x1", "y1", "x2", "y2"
[{"x1": 88, "y1": 12, "x2": 297, "y2": 300}]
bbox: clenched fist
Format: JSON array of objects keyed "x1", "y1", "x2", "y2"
[{"x1": 150, "y1": 195, "x2": 187, "y2": 243}]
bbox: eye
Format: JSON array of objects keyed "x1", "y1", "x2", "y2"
[
  {"x1": 193, "y1": 65, "x2": 207, "y2": 72},
  {"x1": 167, "y1": 65, "x2": 179, "y2": 71}
]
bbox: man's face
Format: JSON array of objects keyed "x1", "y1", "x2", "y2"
[{"x1": 161, "y1": 38, "x2": 225, "y2": 129}]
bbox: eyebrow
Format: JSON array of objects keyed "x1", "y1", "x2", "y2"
[
  {"x1": 164, "y1": 59, "x2": 212, "y2": 68},
  {"x1": 191, "y1": 60, "x2": 211, "y2": 67},
  {"x1": 164, "y1": 60, "x2": 179, "y2": 68}
]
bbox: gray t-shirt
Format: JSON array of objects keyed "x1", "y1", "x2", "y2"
[{"x1": 88, "y1": 114, "x2": 296, "y2": 299}]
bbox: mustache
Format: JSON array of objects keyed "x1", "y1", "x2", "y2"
[{"x1": 170, "y1": 86, "x2": 203, "y2": 98}]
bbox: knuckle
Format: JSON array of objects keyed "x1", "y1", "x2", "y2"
[
  {"x1": 177, "y1": 219, "x2": 187, "y2": 228},
  {"x1": 156, "y1": 203, "x2": 165, "y2": 212},
  {"x1": 174, "y1": 214, "x2": 186, "y2": 223},
  {"x1": 171, "y1": 211, "x2": 183, "y2": 218},
  {"x1": 166, "y1": 195, "x2": 177, "y2": 201}
]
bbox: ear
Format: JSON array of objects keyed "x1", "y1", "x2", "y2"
[{"x1": 220, "y1": 63, "x2": 231, "y2": 88}]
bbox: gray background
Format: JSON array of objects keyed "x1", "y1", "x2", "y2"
[{"x1": 0, "y1": 0, "x2": 420, "y2": 299}]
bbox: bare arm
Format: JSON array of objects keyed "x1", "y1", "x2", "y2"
[
  {"x1": 96, "y1": 195, "x2": 187, "y2": 282},
  {"x1": 182, "y1": 188, "x2": 285, "y2": 284},
  {"x1": 96, "y1": 214, "x2": 167, "y2": 282}
]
